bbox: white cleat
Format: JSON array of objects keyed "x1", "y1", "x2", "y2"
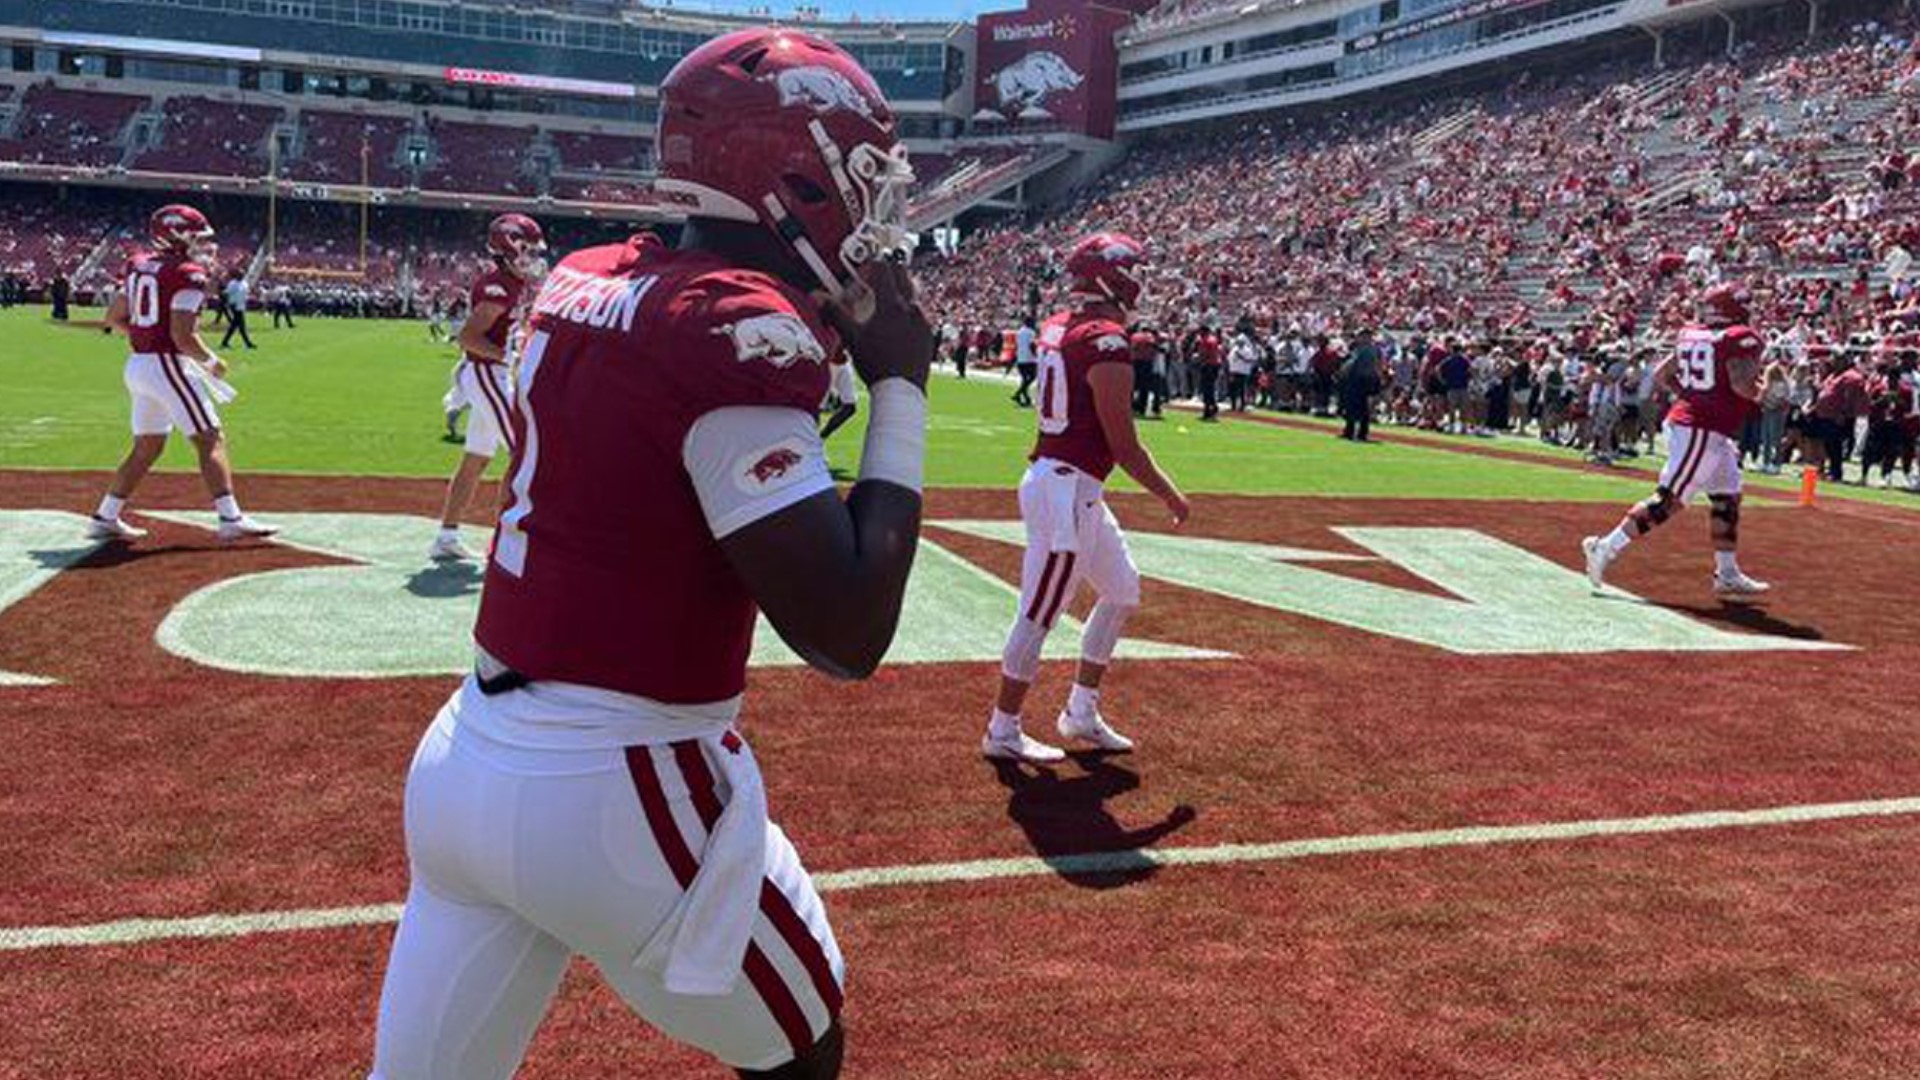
[
  {"x1": 85, "y1": 515, "x2": 146, "y2": 542},
  {"x1": 981, "y1": 727, "x2": 1066, "y2": 764},
  {"x1": 216, "y1": 515, "x2": 279, "y2": 542},
  {"x1": 428, "y1": 533, "x2": 478, "y2": 562},
  {"x1": 1057, "y1": 709, "x2": 1135, "y2": 753},
  {"x1": 1713, "y1": 570, "x2": 1771, "y2": 599},
  {"x1": 1581, "y1": 535, "x2": 1614, "y2": 592}
]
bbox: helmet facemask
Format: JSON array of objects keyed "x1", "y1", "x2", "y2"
[
  {"x1": 509, "y1": 244, "x2": 549, "y2": 282},
  {"x1": 773, "y1": 121, "x2": 915, "y2": 299},
  {"x1": 185, "y1": 231, "x2": 219, "y2": 265}
]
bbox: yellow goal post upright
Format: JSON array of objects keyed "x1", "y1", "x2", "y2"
[{"x1": 262, "y1": 133, "x2": 373, "y2": 281}]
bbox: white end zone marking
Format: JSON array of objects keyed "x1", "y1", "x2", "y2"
[
  {"x1": 0, "y1": 509, "x2": 102, "y2": 687},
  {"x1": 7, "y1": 793, "x2": 1919, "y2": 951}
]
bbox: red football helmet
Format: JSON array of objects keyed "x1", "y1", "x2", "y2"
[
  {"x1": 1066, "y1": 232, "x2": 1148, "y2": 309},
  {"x1": 150, "y1": 204, "x2": 216, "y2": 261},
  {"x1": 1699, "y1": 281, "x2": 1751, "y2": 327},
  {"x1": 488, "y1": 213, "x2": 548, "y2": 281},
  {"x1": 655, "y1": 27, "x2": 915, "y2": 298}
]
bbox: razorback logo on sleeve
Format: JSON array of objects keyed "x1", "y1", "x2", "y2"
[
  {"x1": 714, "y1": 312, "x2": 827, "y2": 369},
  {"x1": 733, "y1": 437, "x2": 814, "y2": 496},
  {"x1": 481, "y1": 283, "x2": 510, "y2": 301}
]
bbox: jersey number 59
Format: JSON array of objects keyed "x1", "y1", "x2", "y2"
[{"x1": 1676, "y1": 338, "x2": 1717, "y2": 393}]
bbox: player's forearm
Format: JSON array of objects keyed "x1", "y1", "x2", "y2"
[
  {"x1": 177, "y1": 332, "x2": 217, "y2": 364},
  {"x1": 1116, "y1": 444, "x2": 1179, "y2": 505},
  {"x1": 814, "y1": 483, "x2": 924, "y2": 678},
  {"x1": 460, "y1": 332, "x2": 505, "y2": 362}
]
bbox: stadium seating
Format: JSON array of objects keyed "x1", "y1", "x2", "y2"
[
  {"x1": 2, "y1": 8, "x2": 1913, "y2": 362},
  {"x1": 287, "y1": 111, "x2": 414, "y2": 188},
  {"x1": 548, "y1": 130, "x2": 650, "y2": 174},
  {"x1": 419, "y1": 118, "x2": 539, "y2": 195},
  {"x1": 919, "y1": 12, "x2": 1920, "y2": 346},
  {"x1": 0, "y1": 200, "x2": 109, "y2": 283},
  {"x1": 0, "y1": 84, "x2": 147, "y2": 167},
  {"x1": 133, "y1": 97, "x2": 283, "y2": 177}
]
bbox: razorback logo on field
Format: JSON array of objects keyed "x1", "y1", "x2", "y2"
[{"x1": 714, "y1": 312, "x2": 827, "y2": 369}]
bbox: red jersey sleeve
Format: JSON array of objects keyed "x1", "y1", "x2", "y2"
[
  {"x1": 167, "y1": 261, "x2": 211, "y2": 313},
  {"x1": 1723, "y1": 326, "x2": 1764, "y2": 364},
  {"x1": 470, "y1": 273, "x2": 515, "y2": 311},
  {"x1": 663, "y1": 269, "x2": 837, "y2": 416},
  {"x1": 1063, "y1": 318, "x2": 1133, "y2": 370}
]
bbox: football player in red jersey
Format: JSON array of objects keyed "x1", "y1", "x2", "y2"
[
  {"x1": 1583, "y1": 282, "x2": 1769, "y2": 598},
  {"x1": 87, "y1": 204, "x2": 276, "y2": 543},
  {"x1": 368, "y1": 28, "x2": 929, "y2": 1080},
  {"x1": 427, "y1": 213, "x2": 547, "y2": 561},
  {"x1": 982, "y1": 233, "x2": 1191, "y2": 763}
]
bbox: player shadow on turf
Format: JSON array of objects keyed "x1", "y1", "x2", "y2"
[
  {"x1": 1667, "y1": 602, "x2": 1828, "y2": 641},
  {"x1": 989, "y1": 755, "x2": 1197, "y2": 890},
  {"x1": 40, "y1": 542, "x2": 238, "y2": 570},
  {"x1": 1587, "y1": 590, "x2": 1829, "y2": 641},
  {"x1": 405, "y1": 560, "x2": 485, "y2": 598}
]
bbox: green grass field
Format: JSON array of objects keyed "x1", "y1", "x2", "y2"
[{"x1": 4, "y1": 306, "x2": 1907, "y2": 510}]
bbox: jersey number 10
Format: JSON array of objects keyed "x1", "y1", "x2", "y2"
[{"x1": 127, "y1": 273, "x2": 162, "y2": 329}]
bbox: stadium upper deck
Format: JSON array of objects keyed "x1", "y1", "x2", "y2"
[
  {"x1": 0, "y1": 0, "x2": 1869, "y2": 246},
  {"x1": 0, "y1": 0, "x2": 965, "y2": 106}
]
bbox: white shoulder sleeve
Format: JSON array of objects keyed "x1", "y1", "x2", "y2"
[
  {"x1": 683, "y1": 406, "x2": 835, "y2": 539},
  {"x1": 171, "y1": 289, "x2": 205, "y2": 312}
]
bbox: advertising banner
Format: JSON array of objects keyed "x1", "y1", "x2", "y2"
[{"x1": 974, "y1": 0, "x2": 1130, "y2": 138}]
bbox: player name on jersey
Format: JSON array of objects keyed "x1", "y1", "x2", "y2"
[{"x1": 532, "y1": 264, "x2": 658, "y2": 333}]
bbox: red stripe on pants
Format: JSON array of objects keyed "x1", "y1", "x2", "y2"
[
  {"x1": 1025, "y1": 552, "x2": 1060, "y2": 623},
  {"x1": 1040, "y1": 552, "x2": 1077, "y2": 627},
  {"x1": 673, "y1": 742, "x2": 844, "y2": 1021},
  {"x1": 630, "y1": 742, "x2": 819, "y2": 1058},
  {"x1": 158, "y1": 354, "x2": 211, "y2": 435},
  {"x1": 471, "y1": 363, "x2": 517, "y2": 454},
  {"x1": 1669, "y1": 426, "x2": 1709, "y2": 498}
]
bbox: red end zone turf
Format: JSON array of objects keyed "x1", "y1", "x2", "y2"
[{"x1": 2, "y1": 469, "x2": 1919, "y2": 1078}]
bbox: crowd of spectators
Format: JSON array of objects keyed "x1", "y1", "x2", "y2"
[{"x1": 916, "y1": 7, "x2": 1920, "y2": 490}]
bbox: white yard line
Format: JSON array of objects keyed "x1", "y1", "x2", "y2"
[{"x1": 6, "y1": 793, "x2": 1918, "y2": 952}]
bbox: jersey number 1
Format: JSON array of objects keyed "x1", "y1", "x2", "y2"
[
  {"x1": 492, "y1": 330, "x2": 549, "y2": 577},
  {"x1": 1037, "y1": 347, "x2": 1069, "y2": 435}
]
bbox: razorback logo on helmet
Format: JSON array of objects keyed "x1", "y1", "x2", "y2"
[
  {"x1": 714, "y1": 312, "x2": 827, "y2": 369},
  {"x1": 733, "y1": 439, "x2": 813, "y2": 495},
  {"x1": 1094, "y1": 333, "x2": 1130, "y2": 352},
  {"x1": 1097, "y1": 242, "x2": 1138, "y2": 262},
  {"x1": 774, "y1": 66, "x2": 874, "y2": 119}
]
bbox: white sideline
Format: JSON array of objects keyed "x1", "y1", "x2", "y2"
[{"x1": 6, "y1": 793, "x2": 1919, "y2": 952}]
